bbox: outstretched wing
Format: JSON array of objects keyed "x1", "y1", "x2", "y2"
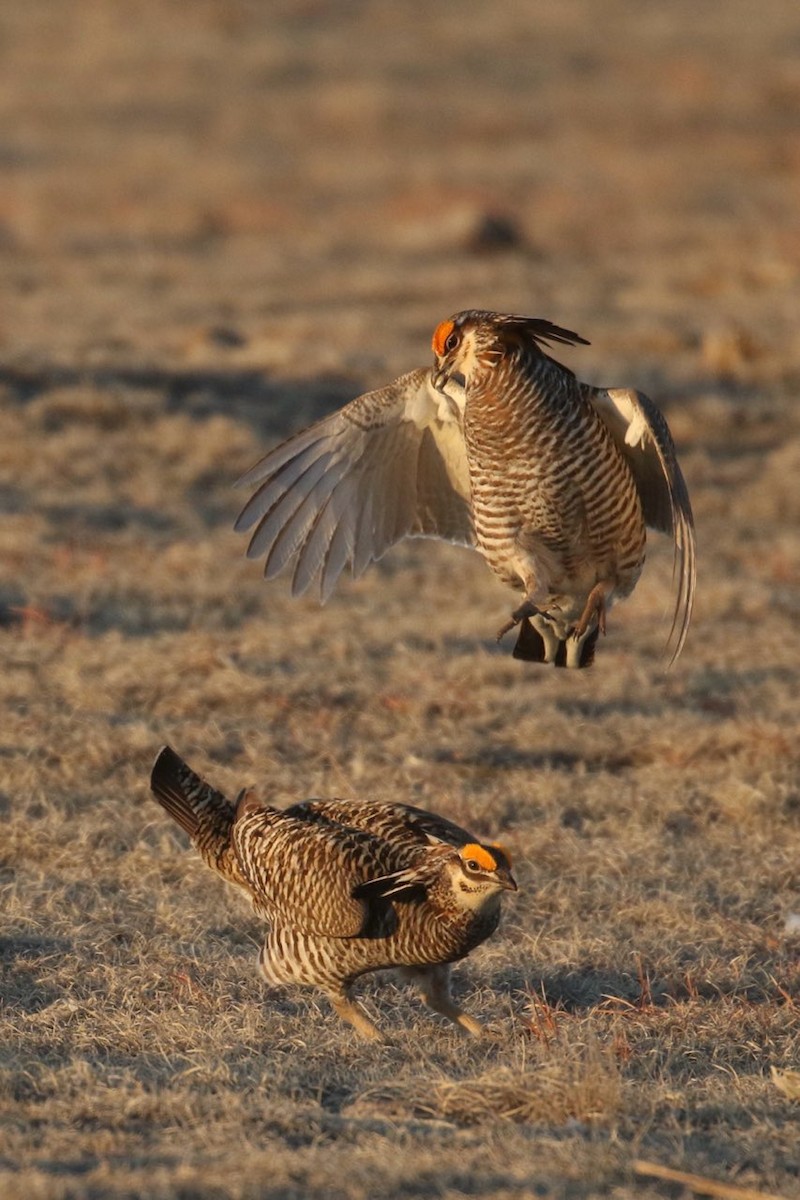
[
  {"x1": 588, "y1": 385, "x2": 696, "y2": 664},
  {"x1": 234, "y1": 368, "x2": 475, "y2": 602}
]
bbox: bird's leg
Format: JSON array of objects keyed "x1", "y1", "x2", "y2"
[
  {"x1": 572, "y1": 581, "x2": 608, "y2": 640},
  {"x1": 496, "y1": 597, "x2": 539, "y2": 641},
  {"x1": 328, "y1": 987, "x2": 385, "y2": 1042},
  {"x1": 402, "y1": 964, "x2": 483, "y2": 1038}
]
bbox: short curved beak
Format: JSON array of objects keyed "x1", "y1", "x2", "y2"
[
  {"x1": 497, "y1": 868, "x2": 518, "y2": 892},
  {"x1": 431, "y1": 365, "x2": 448, "y2": 394},
  {"x1": 432, "y1": 366, "x2": 465, "y2": 395}
]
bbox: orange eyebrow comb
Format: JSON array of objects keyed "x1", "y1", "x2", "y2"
[{"x1": 432, "y1": 318, "x2": 456, "y2": 357}]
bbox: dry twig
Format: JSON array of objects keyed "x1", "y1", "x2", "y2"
[{"x1": 633, "y1": 1159, "x2": 787, "y2": 1200}]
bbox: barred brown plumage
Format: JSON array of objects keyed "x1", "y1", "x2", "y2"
[
  {"x1": 149, "y1": 746, "x2": 517, "y2": 1040},
  {"x1": 235, "y1": 309, "x2": 696, "y2": 667}
]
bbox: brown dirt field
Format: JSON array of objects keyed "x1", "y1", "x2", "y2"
[{"x1": 2, "y1": 2, "x2": 800, "y2": 1198}]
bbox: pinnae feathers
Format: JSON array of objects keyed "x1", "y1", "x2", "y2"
[
  {"x1": 521, "y1": 318, "x2": 590, "y2": 350},
  {"x1": 234, "y1": 787, "x2": 263, "y2": 820}
]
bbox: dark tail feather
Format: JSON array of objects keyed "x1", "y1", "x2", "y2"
[
  {"x1": 149, "y1": 745, "x2": 216, "y2": 839},
  {"x1": 512, "y1": 617, "x2": 548, "y2": 663}
]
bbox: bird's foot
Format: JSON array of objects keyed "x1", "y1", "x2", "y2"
[
  {"x1": 572, "y1": 583, "x2": 608, "y2": 641},
  {"x1": 452, "y1": 1010, "x2": 484, "y2": 1038}
]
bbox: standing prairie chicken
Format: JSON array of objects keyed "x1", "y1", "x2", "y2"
[
  {"x1": 235, "y1": 310, "x2": 695, "y2": 667},
  {"x1": 150, "y1": 745, "x2": 516, "y2": 1040}
]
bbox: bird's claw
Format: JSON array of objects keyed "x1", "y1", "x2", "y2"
[{"x1": 571, "y1": 584, "x2": 608, "y2": 641}]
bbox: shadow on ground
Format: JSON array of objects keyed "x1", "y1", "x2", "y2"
[{"x1": 0, "y1": 363, "x2": 360, "y2": 442}]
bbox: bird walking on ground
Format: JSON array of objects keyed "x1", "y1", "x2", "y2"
[
  {"x1": 149, "y1": 745, "x2": 517, "y2": 1040},
  {"x1": 235, "y1": 310, "x2": 695, "y2": 667}
]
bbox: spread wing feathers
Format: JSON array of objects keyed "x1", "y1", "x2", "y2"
[
  {"x1": 588, "y1": 386, "x2": 697, "y2": 664},
  {"x1": 234, "y1": 368, "x2": 475, "y2": 603},
  {"x1": 231, "y1": 811, "x2": 414, "y2": 938}
]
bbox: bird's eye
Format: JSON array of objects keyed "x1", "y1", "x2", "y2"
[
  {"x1": 444, "y1": 330, "x2": 461, "y2": 353},
  {"x1": 465, "y1": 859, "x2": 480, "y2": 872}
]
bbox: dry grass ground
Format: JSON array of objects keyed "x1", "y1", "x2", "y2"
[{"x1": 2, "y1": 2, "x2": 800, "y2": 1197}]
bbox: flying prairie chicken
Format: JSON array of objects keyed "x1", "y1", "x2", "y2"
[
  {"x1": 235, "y1": 310, "x2": 696, "y2": 667},
  {"x1": 150, "y1": 746, "x2": 516, "y2": 1040}
]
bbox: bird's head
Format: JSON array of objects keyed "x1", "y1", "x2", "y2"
[
  {"x1": 431, "y1": 310, "x2": 589, "y2": 393},
  {"x1": 443, "y1": 841, "x2": 517, "y2": 910},
  {"x1": 431, "y1": 311, "x2": 503, "y2": 391}
]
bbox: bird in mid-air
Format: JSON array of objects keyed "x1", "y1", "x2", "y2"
[
  {"x1": 149, "y1": 745, "x2": 517, "y2": 1040},
  {"x1": 235, "y1": 310, "x2": 696, "y2": 668}
]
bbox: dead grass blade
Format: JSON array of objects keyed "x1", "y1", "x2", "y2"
[
  {"x1": 347, "y1": 1041, "x2": 623, "y2": 1127},
  {"x1": 633, "y1": 1159, "x2": 788, "y2": 1200}
]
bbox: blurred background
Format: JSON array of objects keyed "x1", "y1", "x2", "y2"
[
  {"x1": 3, "y1": 6, "x2": 800, "y2": 1196},
  {"x1": 3, "y1": 0, "x2": 799, "y2": 383},
  {"x1": 3, "y1": 0, "x2": 800, "y2": 666}
]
